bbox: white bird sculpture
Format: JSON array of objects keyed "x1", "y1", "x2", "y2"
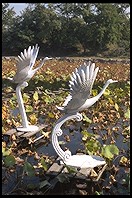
[
  {"x1": 8, "y1": 44, "x2": 52, "y2": 132},
  {"x1": 9, "y1": 44, "x2": 52, "y2": 85},
  {"x1": 52, "y1": 61, "x2": 118, "y2": 169},
  {"x1": 57, "y1": 61, "x2": 117, "y2": 114}
]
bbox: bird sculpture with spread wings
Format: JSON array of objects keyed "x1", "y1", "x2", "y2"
[
  {"x1": 57, "y1": 61, "x2": 117, "y2": 114},
  {"x1": 8, "y1": 44, "x2": 52, "y2": 132},
  {"x1": 9, "y1": 44, "x2": 52, "y2": 85},
  {"x1": 52, "y1": 61, "x2": 118, "y2": 168}
]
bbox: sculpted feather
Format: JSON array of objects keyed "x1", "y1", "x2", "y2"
[
  {"x1": 57, "y1": 61, "x2": 117, "y2": 114},
  {"x1": 8, "y1": 44, "x2": 52, "y2": 85}
]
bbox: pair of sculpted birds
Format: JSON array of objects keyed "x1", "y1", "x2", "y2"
[
  {"x1": 8, "y1": 44, "x2": 118, "y2": 168},
  {"x1": 9, "y1": 43, "x2": 117, "y2": 115}
]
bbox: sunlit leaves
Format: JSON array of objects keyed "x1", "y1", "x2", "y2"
[
  {"x1": 26, "y1": 105, "x2": 33, "y2": 112},
  {"x1": 9, "y1": 95, "x2": 17, "y2": 109},
  {"x1": 122, "y1": 125, "x2": 130, "y2": 137},
  {"x1": 40, "y1": 157, "x2": 48, "y2": 171},
  {"x1": 81, "y1": 130, "x2": 92, "y2": 141},
  {"x1": 33, "y1": 91, "x2": 39, "y2": 101},
  {"x1": 101, "y1": 144, "x2": 119, "y2": 160},
  {"x1": 82, "y1": 113, "x2": 92, "y2": 123},
  {"x1": 81, "y1": 130, "x2": 101, "y2": 155},
  {"x1": 6, "y1": 119, "x2": 12, "y2": 126},
  {"x1": 85, "y1": 139, "x2": 101, "y2": 155},
  {"x1": 2, "y1": 58, "x2": 130, "y2": 195},
  {"x1": 103, "y1": 88, "x2": 110, "y2": 96},
  {"x1": 8, "y1": 71, "x2": 16, "y2": 77},
  {"x1": 119, "y1": 156, "x2": 128, "y2": 166},
  {"x1": 3, "y1": 53, "x2": 132, "y2": 196},
  {"x1": 29, "y1": 113, "x2": 38, "y2": 124},
  {"x1": 2, "y1": 106, "x2": 8, "y2": 120},
  {"x1": 45, "y1": 68, "x2": 52, "y2": 75},
  {"x1": 92, "y1": 89, "x2": 98, "y2": 96},
  {"x1": 108, "y1": 98, "x2": 114, "y2": 104},
  {"x1": 124, "y1": 108, "x2": 130, "y2": 119},
  {"x1": 114, "y1": 103, "x2": 119, "y2": 111},
  {"x1": 2, "y1": 146, "x2": 11, "y2": 156},
  {"x1": 4, "y1": 87, "x2": 13, "y2": 93},
  {"x1": 35, "y1": 74, "x2": 45, "y2": 82},
  {"x1": 23, "y1": 93, "x2": 30, "y2": 103},
  {"x1": 43, "y1": 94, "x2": 54, "y2": 104},
  {"x1": 48, "y1": 112, "x2": 55, "y2": 118}
]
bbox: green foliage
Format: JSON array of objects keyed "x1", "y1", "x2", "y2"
[
  {"x1": 4, "y1": 155, "x2": 16, "y2": 167},
  {"x1": 33, "y1": 91, "x2": 39, "y2": 101},
  {"x1": 2, "y1": 147, "x2": 11, "y2": 156},
  {"x1": 101, "y1": 144, "x2": 119, "y2": 160},
  {"x1": 23, "y1": 161, "x2": 35, "y2": 177},
  {"x1": 114, "y1": 103, "x2": 119, "y2": 111},
  {"x1": 103, "y1": 88, "x2": 110, "y2": 96},
  {"x1": 81, "y1": 130, "x2": 101, "y2": 155},
  {"x1": 40, "y1": 157, "x2": 48, "y2": 171},
  {"x1": 82, "y1": 112, "x2": 92, "y2": 123},
  {"x1": 95, "y1": 191, "x2": 104, "y2": 195},
  {"x1": 124, "y1": 108, "x2": 130, "y2": 119},
  {"x1": 2, "y1": 3, "x2": 16, "y2": 32},
  {"x1": 65, "y1": 165, "x2": 77, "y2": 174},
  {"x1": 2, "y1": 3, "x2": 130, "y2": 57},
  {"x1": 25, "y1": 105, "x2": 33, "y2": 112},
  {"x1": 23, "y1": 93, "x2": 30, "y2": 103},
  {"x1": 81, "y1": 130, "x2": 93, "y2": 141},
  {"x1": 2, "y1": 59, "x2": 130, "y2": 195},
  {"x1": 85, "y1": 139, "x2": 101, "y2": 155},
  {"x1": 92, "y1": 89, "x2": 98, "y2": 96},
  {"x1": 43, "y1": 95, "x2": 54, "y2": 104}
]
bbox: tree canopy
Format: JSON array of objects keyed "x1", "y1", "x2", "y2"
[{"x1": 2, "y1": 3, "x2": 130, "y2": 57}]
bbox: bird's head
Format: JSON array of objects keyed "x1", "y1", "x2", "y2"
[
  {"x1": 44, "y1": 57, "x2": 52, "y2": 60},
  {"x1": 107, "y1": 79, "x2": 118, "y2": 84}
]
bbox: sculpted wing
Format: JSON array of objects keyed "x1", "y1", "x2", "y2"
[
  {"x1": 58, "y1": 61, "x2": 99, "y2": 112},
  {"x1": 13, "y1": 44, "x2": 39, "y2": 83}
]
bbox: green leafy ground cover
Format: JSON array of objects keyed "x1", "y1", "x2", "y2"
[{"x1": 2, "y1": 58, "x2": 130, "y2": 195}]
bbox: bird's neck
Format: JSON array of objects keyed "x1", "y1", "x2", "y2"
[
  {"x1": 33, "y1": 59, "x2": 46, "y2": 73},
  {"x1": 95, "y1": 82, "x2": 109, "y2": 100}
]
